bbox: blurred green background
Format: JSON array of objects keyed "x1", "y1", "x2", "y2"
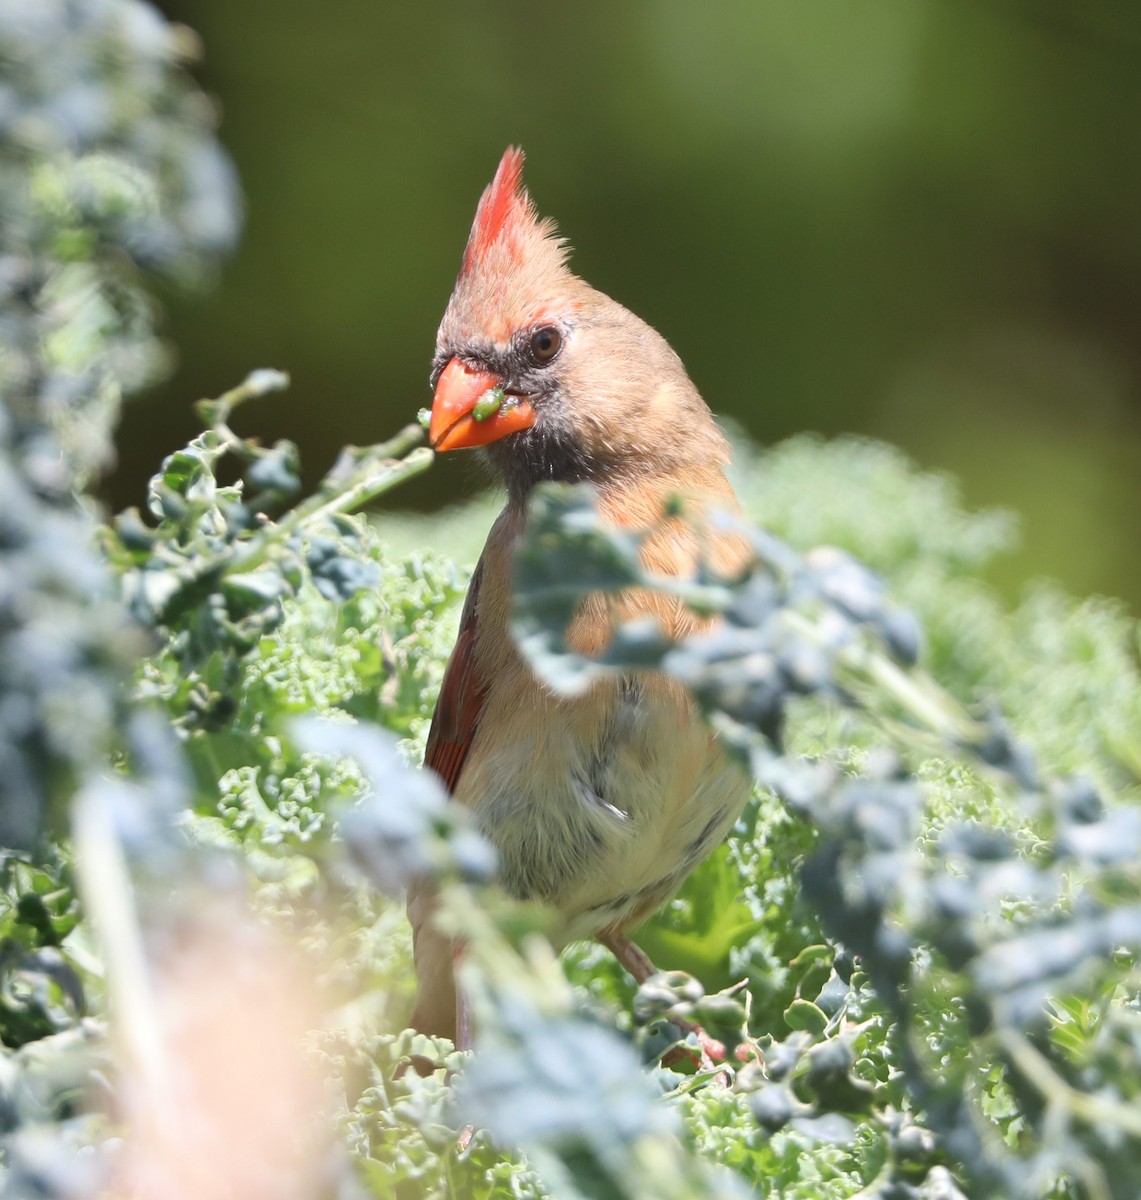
[{"x1": 117, "y1": 0, "x2": 1141, "y2": 610}]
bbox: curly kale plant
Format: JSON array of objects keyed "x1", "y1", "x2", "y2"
[
  {"x1": 0, "y1": 0, "x2": 237, "y2": 849},
  {"x1": 0, "y1": 0, "x2": 237, "y2": 1187},
  {"x1": 509, "y1": 471, "x2": 1141, "y2": 1200},
  {"x1": 3, "y1": 4, "x2": 1140, "y2": 1200}
]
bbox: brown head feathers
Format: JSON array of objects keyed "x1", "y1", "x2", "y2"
[{"x1": 438, "y1": 148, "x2": 734, "y2": 496}]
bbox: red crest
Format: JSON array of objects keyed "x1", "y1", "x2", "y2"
[{"x1": 461, "y1": 146, "x2": 530, "y2": 276}]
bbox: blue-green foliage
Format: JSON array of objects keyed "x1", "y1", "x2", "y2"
[
  {"x1": 2, "y1": 4, "x2": 1140, "y2": 1199},
  {"x1": 0, "y1": 0, "x2": 236, "y2": 1055},
  {"x1": 512, "y1": 465, "x2": 1140, "y2": 1199},
  {"x1": 0, "y1": 0, "x2": 238, "y2": 1186},
  {"x1": 0, "y1": 0, "x2": 238, "y2": 829},
  {"x1": 0, "y1": 0, "x2": 239, "y2": 479}
]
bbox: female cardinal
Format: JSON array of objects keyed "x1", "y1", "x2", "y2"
[{"x1": 408, "y1": 147, "x2": 752, "y2": 1044}]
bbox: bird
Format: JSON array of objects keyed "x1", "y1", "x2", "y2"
[{"x1": 407, "y1": 147, "x2": 752, "y2": 1049}]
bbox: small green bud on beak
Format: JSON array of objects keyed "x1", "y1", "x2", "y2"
[
  {"x1": 417, "y1": 407, "x2": 432, "y2": 430},
  {"x1": 471, "y1": 386, "x2": 505, "y2": 423}
]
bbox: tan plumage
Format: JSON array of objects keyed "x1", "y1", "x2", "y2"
[{"x1": 409, "y1": 148, "x2": 752, "y2": 1043}]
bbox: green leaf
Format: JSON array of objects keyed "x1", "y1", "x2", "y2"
[{"x1": 783, "y1": 999, "x2": 829, "y2": 1036}]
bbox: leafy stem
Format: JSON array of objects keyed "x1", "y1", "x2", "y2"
[
  {"x1": 997, "y1": 1027, "x2": 1141, "y2": 1141},
  {"x1": 227, "y1": 428, "x2": 434, "y2": 576}
]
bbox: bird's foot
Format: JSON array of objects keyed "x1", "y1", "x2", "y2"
[
  {"x1": 598, "y1": 928, "x2": 739, "y2": 1084},
  {"x1": 660, "y1": 1016, "x2": 729, "y2": 1080}
]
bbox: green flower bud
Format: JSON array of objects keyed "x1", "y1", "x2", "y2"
[{"x1": 416, "y1": 407, "x2": 431, "y2": 430}]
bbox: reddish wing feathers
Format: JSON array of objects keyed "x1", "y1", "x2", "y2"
[
  {"x1": 411, "y1": 559, "x2": 487, "y2": 1047},
  {"x1": 423, "y1": 557, "x2": 488, "y2": 794},
  {"x1": 460, "y1": 146, "x2": 526, "y2": 277}
]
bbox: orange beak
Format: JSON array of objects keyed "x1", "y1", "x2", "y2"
[{"x1": 428, "y1": 358, "x2": 536, "y2": 452}]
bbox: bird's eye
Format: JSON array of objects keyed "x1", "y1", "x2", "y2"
[{"x1": 529, "y1": 326, "x2": 562, "y2": 365}]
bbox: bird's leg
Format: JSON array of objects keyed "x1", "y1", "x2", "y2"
[
  {"x1": 597, "y1": 927, "x2": 658, "y2": 983},
  {"x1": 452, "y1": 945, "x2": 477, "y2": 1151},
  {"x1": 405, "y1": 881, "x2": 470, "y2": 1078},
  {"x1": 454, "y1": 944, "x2": 471, "y2": 1050},
  {"x1": 598, "y1": 928, "x2": 727, "y2": 1073}
]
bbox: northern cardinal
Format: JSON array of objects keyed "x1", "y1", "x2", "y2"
[{"x1": 408, "y1": 148, "x2": 751, "y2": 1046}]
